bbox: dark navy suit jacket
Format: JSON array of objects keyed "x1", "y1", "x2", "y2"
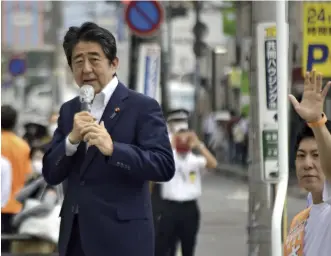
[{"x1": 42, "y1": 82, "x2": 175, "y2": 256}]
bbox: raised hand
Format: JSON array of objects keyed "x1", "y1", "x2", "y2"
[{"x1": 289, "y1": 70, "x2": 330, "y2": 123}]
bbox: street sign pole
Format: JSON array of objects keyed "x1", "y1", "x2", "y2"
[
  {"x1": 158, "y1": 0, "x2": 171, "y2": 113},
  {"x1": 272, "y1": 1, "x2": 289, "y2": 255},
  {"x1": 247, "y1": 2, "x2": 277, "y2": 256},
  {"x1": 125, "y1": 0, "x2": 164, "y2": 105}
]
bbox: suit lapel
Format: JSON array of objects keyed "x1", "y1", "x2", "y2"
[{"x1": 80, "y1": 83, "x2": 129, "y2": 176}]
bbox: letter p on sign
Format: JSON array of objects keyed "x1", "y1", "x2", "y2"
[{"x1": 306, "y1": 44, "x2": 329, "y2": 71}]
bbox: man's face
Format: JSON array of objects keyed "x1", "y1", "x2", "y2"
[
  {"x1": 174, "y1": 131, "x2": 191, "y2": 154},
  {"x1": 295, "y1": 137, "x2": 325, "y2": 193},
  {"x1": 167, "y1": 120, "x2": 188, "y2": 134},
  {"x1": 71, "y1": 41, "x2": 118, "y2": 94}
]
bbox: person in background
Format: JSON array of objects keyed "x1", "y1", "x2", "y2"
[
  {"x1": 23, "y1": 122, "x2": 49, "y2": 148},
  {"x1": 156, "y1": 120, "x2": 218, "y2": 256},
  {"x1": 202, "y1": 112, "x2": 216, "y2": 153},
  {"x1": 153, "y1": 109, "x2": 190, "y2": 256},
  {"x1": 1, "y1": 156, "x2": 12, "y2": 208},
  {"x1": 1, "y1": 105, "x2": 32, "y2": 253},
  {"x1": 226, "y1": 110, "x2": 240, "y2": 163},
  {"x1": 284, "y1": 70, "x2": 331, "y2": 255},
  {"x1": 22, "y1": 144, "x2": 48, "y2": 199},
  {"x1": 231, "y1": 112, "x2": 249, "y2": 166},
  {"x1": 11, "y1": 142, "x2": 60, "y2": 255},
  {"x1": 210, "y1": 111, "x2": 231, "y2": 163}
]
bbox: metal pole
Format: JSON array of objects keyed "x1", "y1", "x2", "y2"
[
  {"x1": 193, "y1": 2, "x2": 202, "y2": 134},
  {"x1": 247, "y1": 2, "x2": 277, "y2": 256},
  {"x1": 52, "y1": 1, "x2": 65, "y2": 108},
  {"x1": 272, "y1": 1, "x2": 289, "y2": 255},
  {"x1": 160, "y1": 0, "x2": 171, "y2": 114}
]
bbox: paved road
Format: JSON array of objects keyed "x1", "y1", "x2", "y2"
[{"x1": 190, "y1": 172, "x2": 306, "y2": 256}]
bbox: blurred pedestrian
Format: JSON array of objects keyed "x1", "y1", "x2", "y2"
[
  {"x1": 155, "y1": 122, "x2": 218, "y2": 256},
  {"x1": 23, "y1": 122, "x2": 48, "y2": 148},
  {"x1": 1, "y1": 105, "x2": 32, "y2": 252},
  {"x1": 202, "y1": 112, "x2": 216, "y2": 152},
  {"x1": 226, "y1": 110, "x2": 240, "y2": 162},
  {"x1": 210, "y1": 111, "x2": 231, "y2": 163},
  {"x1": 153, "y1": 109, "x2": 190, "y2": 256},
  {"x1": 231, "y1": 112, "x2": 249, "y2": 166}
]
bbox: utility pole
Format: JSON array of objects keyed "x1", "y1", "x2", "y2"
[
  {"x1": 51, "y1": 1, "x2": 66, "y2": 109},
  {"x1": 192, "y1": 1, "x2": 208, "y2": 134},
  {"x1": 246, "y1": 2, "x2": 281, "y2": 256},
  {"x1": 159, "y1": 0, "x2": 171, "y2": 114}
]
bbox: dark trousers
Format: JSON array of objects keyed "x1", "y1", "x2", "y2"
[
  {"x1": 152, "y1": 184, "x2": 178, "y2": 256},
  {"x1": 65, "y1": 216, "x2": 86, "y2": 256},
  {"x1": 1, "y1": 213, "x2": 15, "y2": 252},
  {"x1": 155, "y1": 200, "x2": 200, "y2": 256}
]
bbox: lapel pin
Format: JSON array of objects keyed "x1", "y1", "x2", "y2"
[{"x1": 110, "y1": 107, "x2": 120, "y2": 119}]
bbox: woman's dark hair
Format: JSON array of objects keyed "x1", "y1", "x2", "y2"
[
  {"x1": 63, "y1": 22, "x2": 117, "y2": 68},
  {"x1": 294, "y1": 119, "x2": 331, "y2": 153},
  {"x1": 1, "y1": 105, "x2": 17, "y2": 131}
]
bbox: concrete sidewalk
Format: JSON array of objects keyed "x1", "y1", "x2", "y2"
[{"x1": 216, "y1": 163, "x2": 308, "y2": 200}]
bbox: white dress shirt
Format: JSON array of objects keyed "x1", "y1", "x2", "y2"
[
  {"x1": 161, "y1": 151, "x2": 206, "y2": 201},
  {"x1": 66, "y1": 77, "x2": 119, "y2": 156},
  {"x1": 1, "y1": 156, "x2": 12, "y2": 208}
]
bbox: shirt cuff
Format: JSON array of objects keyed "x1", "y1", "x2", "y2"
[{"x1": 65, "y1": 136, "x2": 79, "y2": 156}]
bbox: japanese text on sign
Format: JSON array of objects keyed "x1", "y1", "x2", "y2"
[
  {"x1": 263, "y1": 130, "x2": 278, "y2": 160},
  {"x1": 265, "y1": 38, "x2": 277, "y2": 110},
  {"x1": 144, "y1": 49, "x2": 160, "y2": 98},
  {"x1": 302, "y1": 3, "x2": 331, "y2": 77}
]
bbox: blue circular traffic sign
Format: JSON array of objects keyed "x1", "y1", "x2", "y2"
[
  {"x1": 8, "y1": 57, "x2": 26, "y2": 77},
  {"x1": 125, "y1": 0, "x2": 163, "y2": 37}
]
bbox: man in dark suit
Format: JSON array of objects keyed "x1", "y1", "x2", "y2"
[{"x1": 42, "y1": 22, "x2": 175, "y2": 256}]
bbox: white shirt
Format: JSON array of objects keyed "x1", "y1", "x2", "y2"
[
  {"x1": 66, "y1": 77, "x2": 118, "y2": 156},
  {"x1": 161, "y1": 151, "x2": 207, "y2": 201},
  {"x1": 304, "y1": 182, "x2": 331, "y2": 256},
  {"x1": 1, "y1": 156, "x2": 12, "y2": 208},
  {"x1": 306, "y1": 181, "x2": 329, "y2": 207}
]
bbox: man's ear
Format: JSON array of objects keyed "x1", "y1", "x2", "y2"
[{"x1": 111, "y1": 57, "x2": 119, "y2": 69}]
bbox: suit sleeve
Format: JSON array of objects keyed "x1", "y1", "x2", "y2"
[
  {"x1": 42, "y1": 104, "x2": 75, "y2": 185},
  {"x1": 109, "y1": 97, "x2": 175, "y2": 182}
]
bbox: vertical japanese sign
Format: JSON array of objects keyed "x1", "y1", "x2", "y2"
[
  {"x1": 136, "y1": 43, "x2": 161, "y2": 102},
  {"x1": 257, "y1": 23, "x2": 278, "y2": 125},
  {"x1": 1, "y1": 1, "x2": 46, "y2": 50},
  {"x1": 302, "y1": 2, "x2": 331, "y2": 77},
  {"x1": 256, "y1": 23, "x2": 287, "y2": 182},
  {"x1": 264, "y1": 35, "x2": 277, "y2": 110}
]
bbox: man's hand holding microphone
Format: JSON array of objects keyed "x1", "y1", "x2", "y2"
[{"x1": 68, "y1": 85, "x2": 114, "y2": 156}]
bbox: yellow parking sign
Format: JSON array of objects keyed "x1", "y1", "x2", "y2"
[{"x1": 302, "y1": 2, "x2": 331, "y2": 77}]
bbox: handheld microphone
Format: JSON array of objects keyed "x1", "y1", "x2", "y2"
[{"x1": 79, "y1": 85, "x2": 95, "y2": 112}]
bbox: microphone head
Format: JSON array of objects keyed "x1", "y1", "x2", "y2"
[{"x1": 79, "y1": 84, "x2": 95, "y2": 104}]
